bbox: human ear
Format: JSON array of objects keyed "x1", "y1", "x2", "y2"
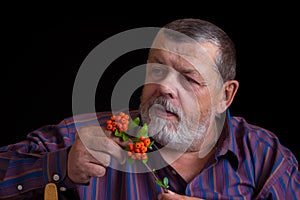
[{"x1": 216, "y1": 80, "x2": 239, "y2": 113}]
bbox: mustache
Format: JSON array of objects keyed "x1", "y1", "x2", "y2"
[{"x1": 148, "y1": 97, "x2": 182, "y2": 119}]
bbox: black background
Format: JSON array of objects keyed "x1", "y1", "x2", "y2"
[{"x1": 1, "y1": 10, "x2": 299, "y2": 161}]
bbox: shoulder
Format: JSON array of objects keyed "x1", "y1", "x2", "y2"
[
  {"x1": 230, "y1": 116, "x2": 278, "y2": 145},
  {"x1": 228, "y1": 116, "x2": 299, "y2": 196},
  {"x1": 229, "y1": 116, "x2": 298, "y2": 166}
]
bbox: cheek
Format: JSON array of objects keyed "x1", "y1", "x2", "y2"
[
  {"x1": 181, "y1": 90, "x2": 214, "y2": 128},
  {"x1": 199, "y1": 95, "x2": 212, "y2": 110},
  {"x1": 140, "y1": 84, "x2": 156, "y2": 103},
  {"x1": 181, "y1": 87, "x2": 212, "y2": 114}
]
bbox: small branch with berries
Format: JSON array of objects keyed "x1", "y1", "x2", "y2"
[{"x1": 106, "y1": 111, "x2": 169, "y2": 192}]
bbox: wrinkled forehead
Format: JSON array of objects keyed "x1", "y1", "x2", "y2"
[{"x1": 150, "y1": 29, "x2": 220, "y2": 78}]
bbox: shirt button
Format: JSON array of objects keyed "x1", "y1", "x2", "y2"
[
  {"x1": 17, "y1": 184, "x2": 23, "y2": 191},
  {"x1": 171, "y1": 170, "x2": 177, "y2": 175},
  {"x1": 53, "y1": 174, "x2": 60, "y2": 181},
  {"x1": 60, "y1": 187, "x2": 67, "y2": 192}
]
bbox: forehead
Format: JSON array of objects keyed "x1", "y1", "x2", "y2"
[{"x1": 148, "y1": 33, "x2": 219, "y2": 77}]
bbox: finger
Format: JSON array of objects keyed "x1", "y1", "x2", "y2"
[
  {"x1": 79, "y1": 126, "x2": 131, "y2": 147},
  {"x1": 165, "y1": 190, "x2": 174, "y2": 194},
  {"x1": 67, "y1": 157, "x2": 92, "y2": 184},
  {"x1": 157, "y1": 191, "x2": 181, "y2": 200},
  {"x1": 81, "y1": 133, "x2": 126, "y2": 164},
  {"x1": 106, "y1": 130, "x2": 132, "y2": 147},
  {"x1": 85, "y1": 162, "x2": 106, "y2": 178},
  {"x1": 68, "y1": 152, "x2": 107, "y2": 183},
  {"x1": 158, "y1": 191, "x2": 204, "y2": 200},
  {"x1": 68, "y1": 162, "x2": 106, "y2": 184},
  {"x1": 79, "y1": 126, "x2": 106, "y2": 137},
  {"x1": 73, "y1": 135, "x2": 118, "y2": 166},
  {"x1": 87, "y1": 150, "x2": 112, "y2": 167},
  {"x1": 157, "y1": 190, "x2": 174, "y2": 200}
]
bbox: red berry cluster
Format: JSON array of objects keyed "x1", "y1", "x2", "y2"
[
  {"x1": 106, "y1": 112, "x2": 154, "y2": 162},
  {"x1": 127, "y1": 136, "x2": 151, "y2": 160},
  {"x1": 106, "y1": 112, "x2": 129, "y2": 133}
]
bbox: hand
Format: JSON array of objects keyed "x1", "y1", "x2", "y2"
[
  {"x1": 158, "y1": 190, "x2": 204, "y2": 200},
  {"x1": 67, "y1": 126, "x2": 129, "y2": 184}
]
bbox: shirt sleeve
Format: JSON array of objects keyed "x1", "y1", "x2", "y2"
[
  {"x1": 257, "y1": 144, "x2": 300, "y2": 199},
  {"x1": 283, "y1": 161, "x2": 300, "y2": 199},
  {"x1": 0, "y1": 119, "x2": 77, "y2": 199},
  {"x1": 267, "y1": 156, "x2": 300, "y2": 199}
]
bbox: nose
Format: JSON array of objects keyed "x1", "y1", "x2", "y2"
[
  {"x1": 157, "y1": 82, "x2": 175, "y2": 99},
  {"x1": 155, "y1": 74, "x2": 177, "y2": 99}
]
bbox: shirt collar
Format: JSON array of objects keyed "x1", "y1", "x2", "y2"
[{"x1": 215, "y1": 109, "x2": 239, "y2": 170}]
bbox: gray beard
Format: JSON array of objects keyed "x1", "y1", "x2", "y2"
[{"x1": 140, "y1": 98, "x2": 208, "y2": 152}]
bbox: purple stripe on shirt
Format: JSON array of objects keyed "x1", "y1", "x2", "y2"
[{"x1": 0, "y1": 110, "x2": 299, "y2": 199}]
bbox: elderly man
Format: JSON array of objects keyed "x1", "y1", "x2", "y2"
[{"x1": 1, "y1": 18, "x2": 299, "y2": 200}]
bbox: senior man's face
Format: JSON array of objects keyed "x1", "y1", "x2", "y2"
[{"x1": 139, "y1": 33, "x2": 222, "y2": 152}]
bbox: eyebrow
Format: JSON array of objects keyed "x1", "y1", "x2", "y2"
[
  {"x1": 147, "y1": 57, "x2": 164, "y2": 64},
  {"x1": 148, "y1": 57, "x2": 202, "y2": 77},
  {"x1": 181, "y1": 69, "x2": 198, "y2": 74},
  {"x1": 181, "y1": 69, "x2": 201, "y2": 77}
]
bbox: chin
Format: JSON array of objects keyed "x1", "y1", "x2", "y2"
[
  {"x1": 154, "y1": 136, "x2": 203, "y2": 152},
  {"x1": 147, "y1": 116, "x2": 178, "y2": 136}
]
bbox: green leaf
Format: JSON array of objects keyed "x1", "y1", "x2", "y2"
[
  {"x1": 155, "y1": 180, "x2": 164, "y2": 187},
  {"x1": 128, "y1": 117, "x2": 140, "y2": 130},
  {"x1": 137, "y1": 123, "x2": 148, "y2": 137},
  {"x1": 131, "y1": 137, "x2": 140, "y2": 142},
  {"x1": 149, "y1": 140, "x2": 155, "y2": 147},
  {"x1": 114, "y1": 129, "x2": 122, "y2": 137},
  {"x1": 133, "y1": 117, "x2": 140, "y2": 125},
  {"x1": 142, "y1": 157, "x2": 148, "y2": 163},
  {"x1": 122, "y1": 134, "x2": 129, "y2": 142},
  {"x1": 163, "y1": 177, "x2": 169, "y2": 187}
]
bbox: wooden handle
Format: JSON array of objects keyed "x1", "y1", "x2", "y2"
[{"x1": 44, "y1": 183, "x2": 58, "y2": 200}]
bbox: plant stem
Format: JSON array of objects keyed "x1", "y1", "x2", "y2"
[{"x1": 143, "y1": 162, "x2": 168, "y2": 193}]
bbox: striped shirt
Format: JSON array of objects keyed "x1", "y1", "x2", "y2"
[{"x1": 0, "y1": 110, "x2": 299, "y2": 199}]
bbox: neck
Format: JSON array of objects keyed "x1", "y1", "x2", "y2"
[{"x1": 160, "y1": 147, "x2": 216, "y2": 182}]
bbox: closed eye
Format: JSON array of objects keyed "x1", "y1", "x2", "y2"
[
  {"x1": 182, "y1": 75, "x2": 207, "y2": 87},
  {"x1": 148, "y1": 64, "x2": 168, "y2": 81}
]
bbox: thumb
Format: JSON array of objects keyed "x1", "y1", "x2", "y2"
[
  {"x1": 157, "y1": 190, "x2": 179, "y2": 200},
  {"x1": 165, "y1": 189, "x2": 174, "y2": 194},
  {"x1": 157, "y1": 190, "x2": 204, "y2": 200}
]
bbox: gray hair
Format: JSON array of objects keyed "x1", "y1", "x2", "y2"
[{"x1": 162, "y1": 18, "x2": 236, "y2": 82}]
